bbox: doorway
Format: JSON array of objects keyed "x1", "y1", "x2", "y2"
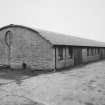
[{"x1": 74, "y1": 47, "x2": 82, "y2": 65}]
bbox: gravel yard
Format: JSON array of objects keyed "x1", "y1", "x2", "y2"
[{"x1": 0, "y1": 60, "x2": 105, "y2": 105}]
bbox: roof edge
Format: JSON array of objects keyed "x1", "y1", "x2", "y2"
[{"x1": 0, "y1": 24, "x2": 53, "y2": 46}]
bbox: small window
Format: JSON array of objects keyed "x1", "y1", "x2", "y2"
[
  {"x1": 91, "y1": 48, "x2": 94, "y2": 56},
  {"x1": 87, "y1": 48, "x2": 89, "y2": 56},
  {"x1": 93, "y1": 48, "x2": 95, "y2": 55},
  {"x1": 95, "y1": 48, "x2": 97, "y2": 55},
  {"x1": 98, "y1": 48, "x2": 100, "y2": 54},
  {"x1": 89, "y1": 48, "x2": 91, "y2": 56},
  {"x1": 68, "y1": 47, "x2": 73, "y2": 58},
  {"x1": 58, "y1": 47, "x2": 63, "y2": 60},
  {"x1": 95, "y1": 48, "x2": 98, "y2": 55}
]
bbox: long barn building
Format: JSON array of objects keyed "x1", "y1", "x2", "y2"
[{"x1": 0, "y1": 24, "x2": 105, "y2": 70}]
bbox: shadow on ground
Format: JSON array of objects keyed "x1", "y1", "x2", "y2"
[
  {"x1": 0, "y1": 60, "x2": 104, "y2": 86},
  {"x1": 0, "y1": 67, "x2": 52, "y2": 86}
]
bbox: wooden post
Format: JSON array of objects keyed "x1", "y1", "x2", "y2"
[{"x1": 54, "y1": 47, "x2": 56, "y2": 72}]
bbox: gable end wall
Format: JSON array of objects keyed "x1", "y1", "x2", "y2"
[{"x1": 0, "y1": 27, "x2": 55, "y2": 70}]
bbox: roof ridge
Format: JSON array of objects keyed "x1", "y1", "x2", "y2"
[{"x1": 0, "y1": 24, "x2": 105, "y2": 47}]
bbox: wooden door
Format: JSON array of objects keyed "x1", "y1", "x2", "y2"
[{"x1": 74, "y1": 47, "x2": 82, "y2": 65}]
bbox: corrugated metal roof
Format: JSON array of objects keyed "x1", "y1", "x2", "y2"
[
  {"x1": 36, "y1": 29, "x2": 105, "y2": 47},
  {"x1": 0, "y1": 24, "x2": 105, "y2": 47}
]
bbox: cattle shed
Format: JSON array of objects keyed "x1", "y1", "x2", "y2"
[{"x1": 0, "y1": 24, "x2": 105, "y2": 70}]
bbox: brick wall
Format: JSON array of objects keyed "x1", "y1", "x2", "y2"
[{"x1": 0, "y1": 27, "x2": 55, "y2": 70}]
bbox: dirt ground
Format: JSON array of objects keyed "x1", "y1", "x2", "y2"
[{"x1": 0, "y1": 60, "x2": 105, "y2": 105}]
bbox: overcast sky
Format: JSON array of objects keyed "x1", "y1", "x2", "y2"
[{"x1": 0, "y1": 0, "x2": 105, "y2": 42}]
